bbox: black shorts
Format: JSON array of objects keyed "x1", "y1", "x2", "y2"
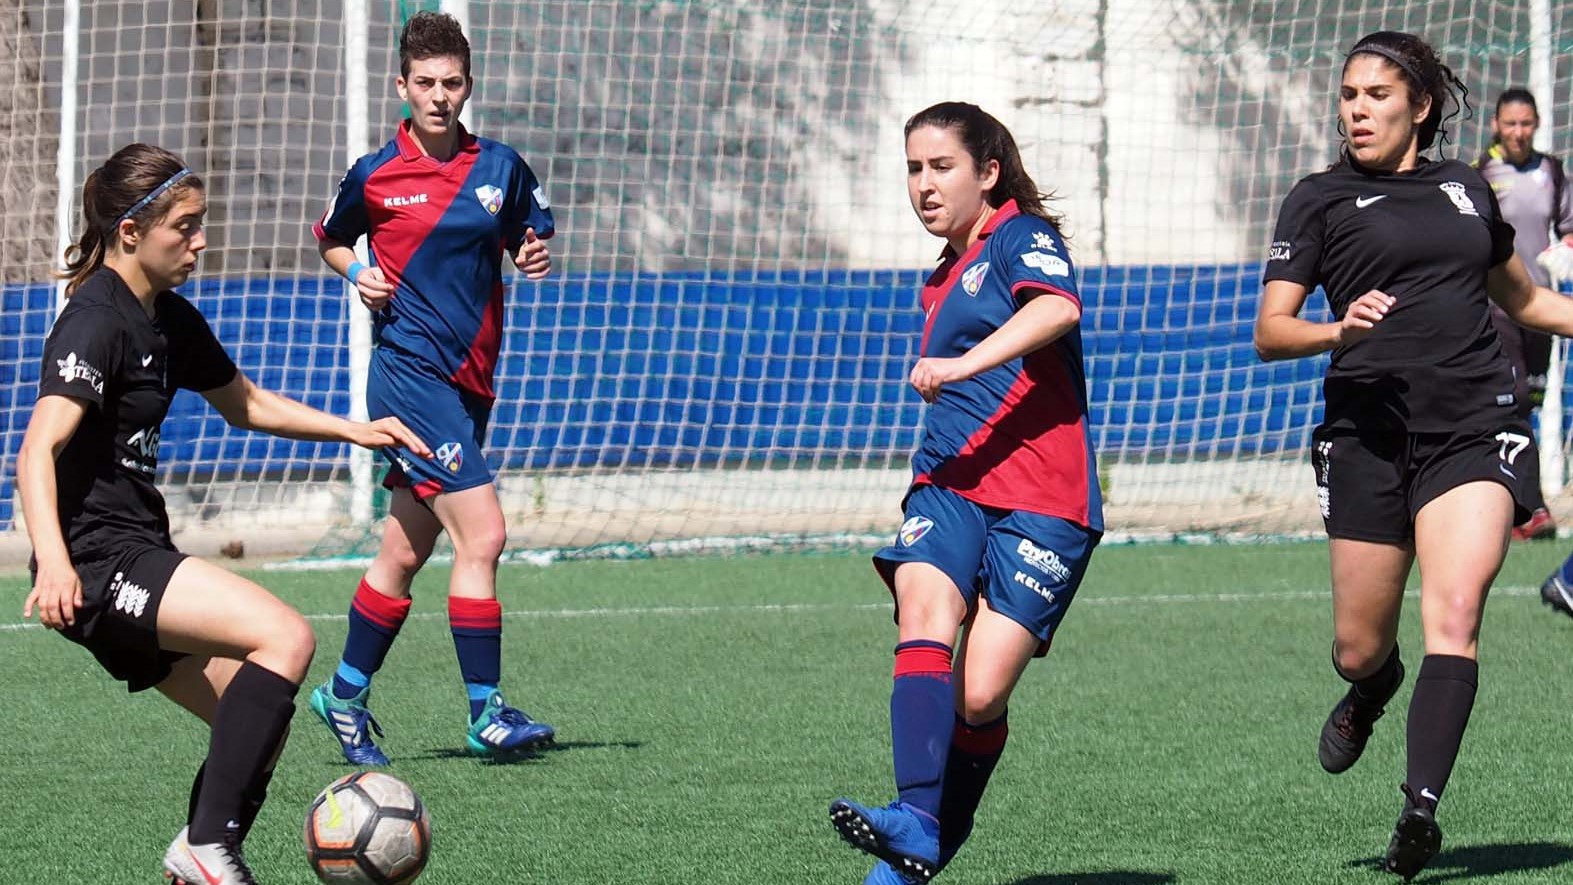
[
  {"x1": 51, "y1": 545, "x2": 189, "y2": 692},
  {"x1": 1311, "y1": 422, "x2": 1535, "y2": 544}
]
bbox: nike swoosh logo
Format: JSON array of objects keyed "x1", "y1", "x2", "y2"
[
  {"x1": 190, "y1": 853, "x2": 225, "y2": 885},
  {"x1": 141, "y1": 354, "x2": 154, "y2": 366},
  {"x1": 1500, "y1": 463, "x2": 1517, "y2": 479},
  {"x1": 1355, "y1": 195, "x2": 1387, "y2": 208}
]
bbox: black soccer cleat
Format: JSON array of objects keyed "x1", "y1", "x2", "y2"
[
  {"x1": 1318, "y1": 659, "x2": 1404, "y2": 774},
  {"x1": 1384, "y1": 786, "x2": 1442, "y2": 881},
  {"x1": 1541, "y1": 572, "x2": 1573, "y2": 620}
]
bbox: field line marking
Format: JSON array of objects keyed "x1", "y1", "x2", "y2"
[{"x1": 0, "y1": 585, "x2": 1545, "y2": 633}]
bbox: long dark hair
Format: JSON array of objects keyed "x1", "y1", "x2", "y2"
[
  {"x1": 57, "y1": 143, "x2": 203, "y2": 297},
  {"x1": 1343, "y1": 31, "x2": 1469, "y2": 153},
  {"x1": 904, "y1": 102, "x2": 1065, "y2": 234}
]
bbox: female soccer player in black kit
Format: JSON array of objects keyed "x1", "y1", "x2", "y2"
[
  {"x1": 1255, "y1": 31, "x2": 1573, "y2": 880},
  {"x1": 17, "y1": 143, "x2": 429, "y2": 884}
]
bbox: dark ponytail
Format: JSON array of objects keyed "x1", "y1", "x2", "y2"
[
  {"x1": 56, "y1": 143, "x2": 203, "y2": 297},
  {"x1": 904, "y1": 101, "x2": 1066, "y2": 234}
]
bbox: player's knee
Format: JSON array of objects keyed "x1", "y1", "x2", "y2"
[
  {"x1": 453, "y1": 520, "x2": 507, "y2": 565},
  {"x1": 256, "y1": 610, "x2": 316, "y2": 683},
  {"x1": 379, "y1": 539, "x2": 430, "y2": 579},
  {"x1": 959, "y1": 684, "x2": 1009, "y2": 725},
  {"x1": 1425, "y1": 593, "x2": 1483, "y2": 650}
]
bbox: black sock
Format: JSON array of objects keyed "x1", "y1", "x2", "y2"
[
  {"x1": 189, "y1": 662, "x2": 300, "y2": 844},
  {"x1": 1335, "y1": 643, "x2": 1402, "y2": 705},
  {"x1": 939, "y1": 712, "x2": 1008, "y2": 867},
  {"x1": 1404, "y1": 654, "x2": 1478, "y2": 809},
  {"x1": 186, "y1": 762, "x2": 206, "y2": 828}
]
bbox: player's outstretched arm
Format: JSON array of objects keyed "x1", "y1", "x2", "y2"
[
  {"x1": 201, "y1": 372, "x2": 432, "y2": 456},
  {"x1": 1490, "y1": 253, "x2": 1573, "y2": 337},
  {"x1": 17, "y1": 395, "x2": 87, "y2": 628},
  {"x1": 1254, "y1": 280, "x2": 1390, "y2": 360}
]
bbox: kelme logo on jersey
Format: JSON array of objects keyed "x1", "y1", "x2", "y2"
[
  {"x1": 898, "y1": 516, "x2": 935, "y2": 547},
  {"x1": 1439, "y1": 181, "x2": 1479, "y2": 216},
  {"x1": 1020, "y1": 251, "x2": 1070, "y2": 277},
  {"x1": 961, "y1": 262, "x2": 989, "y2": 295},
  {"x1": 474, "y1": 184, "x2": 504, "y2": 216},
  {"x1": 435, "y1": 442, "x2": 464, "y2": 474},
  {"x1": 56, "y1": 352, "x2": 104, "y2": 395}
]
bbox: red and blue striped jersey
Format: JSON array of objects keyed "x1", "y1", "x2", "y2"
[
  {"x1": 315, "y1": 121, "x2": 554, "y2": 401},
  {"x1": 911, "y1": 200, "x2": 1103, "y2": 531}
]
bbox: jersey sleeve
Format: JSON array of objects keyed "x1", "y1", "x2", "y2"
[
  {"x1": 1263, "y1": 177, "x2": 1324, "y2": 287},
  {"x1": 1480, "y1": 176, "x2": 1518, "y2": 268},
  {"x1": 37, "y1": 304, "x2": 120, "y2": 407},
  {"x1": 504, "y1": 156, "x2": 555, "y2": 251},
  {"x1": 314, "y1": 154, "x2": 375, "y2": 244},
  {"x1": 1554, "y1": 158, "x2": 1573, "y2": 238},
  {"x1": 998, "y1": 217, "x2": 1079, "y2": 307},
  {"x1": 165, "y1": 296, "x2": 238, "y2": 392}
]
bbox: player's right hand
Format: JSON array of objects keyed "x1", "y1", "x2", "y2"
[
  {"x1": 1337, "y1": 289, "x2": 1394, "y2": 347},
  {"x1": 356, "y1": 416, "x2": 433, "y2": 459},
  {"x1": 1536, "y1": 235, "x2": 1573, "y2": 283},
  {"x1": 23, "y1": 560, "x2": 83, "y2": 630},
  {"x1": 354, "y1": 266, "x2": 397, "y2": 311}
]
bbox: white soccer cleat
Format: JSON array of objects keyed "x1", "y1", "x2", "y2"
[{"x1": 162, "y1": 828, "x2": 259, "y2": 885}]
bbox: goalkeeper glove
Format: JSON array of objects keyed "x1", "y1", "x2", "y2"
[{"x1": 1536, "y1": 235, "x2": 1573, "y2": 282}]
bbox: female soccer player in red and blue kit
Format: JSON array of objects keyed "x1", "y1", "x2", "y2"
[
  {"x1": 309, "y1": 11, "x2": 556, "y2": 763},
  {"x1": 829, "y1": 102, "x2": 1103, "y2": 885}
]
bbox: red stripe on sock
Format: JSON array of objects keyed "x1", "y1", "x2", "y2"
[
  {"x1": 351, "y1": 579, "x2": 412, "y2": 630},
  {"x1": 448, "y1": 596, "x2": 502, "y2": 630},
  {"x1": 893, "y1": 644, "x2": 952, "y2": 678},
  {"x1": 953, "y1": 718, "x2": 1009, "y2": 755}
]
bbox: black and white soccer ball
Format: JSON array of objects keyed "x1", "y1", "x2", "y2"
[{"x1": 304, "y1": 771, "x2": 431, "y2": 884}]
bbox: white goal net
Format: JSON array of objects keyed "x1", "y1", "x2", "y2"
[{"x1": 2, "y1": 0, "x2": 1570, "y2": 561}]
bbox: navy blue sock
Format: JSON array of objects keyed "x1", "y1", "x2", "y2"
[
  {"x1": 450, "y1": 596, "x2": 502, "y2": 722},
  {"x1": 890, "y1": 640, "x2": 953, "y2": 834},
  {"x1": 331, "y1": 578, "x2": 410, "y2": 700},
  {"x1": 939, "y1": 711, "x2": 1008, "y2": 866}
]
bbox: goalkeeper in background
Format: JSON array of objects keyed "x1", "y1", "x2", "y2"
[
  {"x1": 309, "y1": 10, "x2": 556, "y2": 764},
  {"x1": 1473, "y1": 87, "x2": 1573, "y2": 541},
  {"x1": 828, "y1": 102, "x2": 1102, "y2": 885}
]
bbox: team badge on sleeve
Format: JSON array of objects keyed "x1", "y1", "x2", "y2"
[
  {"x1": 474, "y1": 185, "x2": 504, "y2": 216},
  {"x1": 961, "y1": 262, "x2": 989, "y2": 296},
  {"x1": 898, "y1": 516, "x2": 935, "y2": 547},
  {"x1": 435, "y1": 442, "x2": 464, "y2": 473}
]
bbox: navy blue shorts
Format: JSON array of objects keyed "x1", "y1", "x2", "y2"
[
  {"x1": 872, "y1": 483, "x2": 1100, "y2": 656},
  {"x1": 367, "y1": 346, "x2": 494, "y2": 500}
]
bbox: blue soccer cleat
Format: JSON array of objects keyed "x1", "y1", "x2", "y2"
[
  {"x1": 465, "y1": 690, "x2": 555, "y2": 756},
  {"x1": 309, "y1": 682, "x2": 391, "y2": 766},
  {"x1": 829, "y1": 798, "x2": 940, "y2": 884}
]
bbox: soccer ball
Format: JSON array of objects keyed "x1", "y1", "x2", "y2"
[{"x1": 304, "y1": 771, "x2": 431, "y2": 884}]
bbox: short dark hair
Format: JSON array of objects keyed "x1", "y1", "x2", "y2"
[
  {"x1": 903, "y1": 102, "x2": 1065, "y2": 234},
  {"x1": 1344, "y1": 30, "x2": 1469, "y2": 152},
  {"x1": 57, "y1": 143, "x2": 204, "y2": 297},
  {"x1": 399, "y1": 11, "x2": 471, "y2": 80},
  {"x1": 1495, "y1": 87, "x2": 1538, "y2": 119}
]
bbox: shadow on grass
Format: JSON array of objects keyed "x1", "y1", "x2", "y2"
[
  {"x1": 1003, "y1": 873, "x2": 1174, "y2": 885},
  {"x1": 1346, "y1": 841, "x2": 1573, "y2": 882},
  {"x1": 401, "y1": 739, "x2": 645, "y2": 765}
]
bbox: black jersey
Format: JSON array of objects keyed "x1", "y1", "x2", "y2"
[
  {"x1": 1264, "y1": 157, "x2": 1518, "y2": 432},
  {"x1": 35, "y1": 267, "x2": 236, "y2": 561}
]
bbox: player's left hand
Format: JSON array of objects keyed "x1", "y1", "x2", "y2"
[
  {"x1": 1536, "y1": 235, "x2": 1573, "y2": 283},
  {"x1": 355, "y1": 417, "x2": 433, "y2": 458},
  {"x1": 515, "y1": 228, "x2": 551, "y2": 280},
  {"x1": 910, "y1": 356, "x2": 974, "y2": 403}
]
